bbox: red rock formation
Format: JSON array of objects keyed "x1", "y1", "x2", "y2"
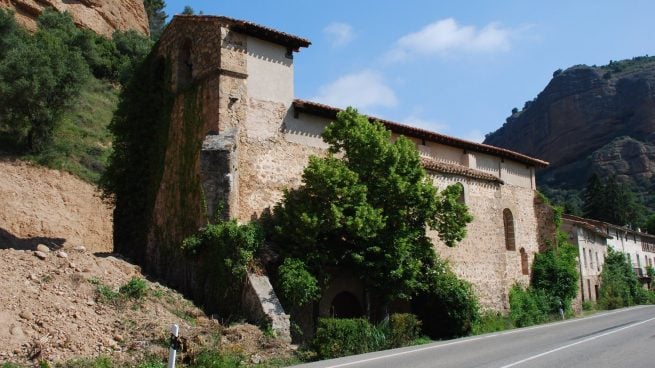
[
  {"x1": 0, "y1": 0, "x2": 149, "y2": 37},
  {"x1": 484, "y1": 58, "x2": 655, "y2": 207}
]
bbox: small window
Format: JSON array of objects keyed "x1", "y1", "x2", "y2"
[
  {"x1": 520, "y1": 248, "x2": 529, "y2": 275},
  {"x1": 583, "y1": 247, "x2": 587, "y2": 268},
  {"x1": 177, "y1": 39, "x2": 193, "y2": 89},
  {"x1": 454, "y1": 182, "x2": 465, "y2": 204},
  {"x1": 596, "y1": 252, "x2": 600, "y2": 271},
  {"x1": 589, "y1": 249, "x2": 593, "y2": 269},
  {"x1": 503, "y1": 209, "x2": 515, "y2": 251}
]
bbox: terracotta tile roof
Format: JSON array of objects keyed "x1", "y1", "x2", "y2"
[
  {"x1": 562, "y1": 214, "x2": 613, "y2": 239},
  {"x1": 421, "y1": 157, "x2": 503, "y2": 184},
  {"x1": 170, "y1": 15, "x2": 311, "y2": 51},
  {"x1": 292, "y1": 99, "x2": 549, "y2": 168}
]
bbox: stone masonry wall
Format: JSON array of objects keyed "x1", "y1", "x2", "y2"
[
  {"x1": 427, "y1": 176, "x2": 546, "y2": 311},
  {"x1": 150, "y1": 18, "x2": 555, "y2": 317}
]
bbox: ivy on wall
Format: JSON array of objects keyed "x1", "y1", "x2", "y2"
[{"x1": 102, "y1": 50, "x2": 175, "y2": 263}]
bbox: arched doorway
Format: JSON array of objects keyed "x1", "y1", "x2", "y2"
[{"x1": 330, "y1": 291, "x2": 363, "y2": 318}]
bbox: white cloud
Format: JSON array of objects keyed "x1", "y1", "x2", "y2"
[
  {"x1": 461, "y1": 129, "x2": 485, "y2": 143},
  {"x1": 401, "y1": 114, "x2": 449, "y2": 133},
  {"x1": 312, "y1": 70, "x2": 398, "y2": 110},
  {"x1": 323, "y1": 22, "x2": 354, "y2": 47},
  {"x1": 387, "y1": 18, "x2": 513, "y2": 61}
]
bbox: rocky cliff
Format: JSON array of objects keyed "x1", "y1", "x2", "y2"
[
  {"x1": 0, "y1": 0, "x2": 148, "y2": 37},
  {"x1": 484, "y1": 57, "x2": 655, "y2": 208}
]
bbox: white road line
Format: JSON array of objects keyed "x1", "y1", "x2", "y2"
[
  {"x1": 314, "y1": 306, "x2": 652, "y2": 368},
  {"x1": 498, "y1": 316, "x2": 655, "y2": 368}
]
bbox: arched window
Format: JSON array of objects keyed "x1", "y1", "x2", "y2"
[
  {"x1": 503, "y1": 208, "x2": 516, "y2": 251},
  {"x1": 454, "y1": 182, "x2": 466, "y2": 204},
  {"x1": 177, "y1": 39, "x2": 193, "y2": 89},
  {"x1": 520, "y1": 248, "x2": 529, "y2": 275}
]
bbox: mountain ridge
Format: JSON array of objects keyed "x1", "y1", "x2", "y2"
[{"x1": 484, "y1": 56, "x2": 655, "y2": 210}]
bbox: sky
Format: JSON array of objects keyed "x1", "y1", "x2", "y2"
[{"x1": 165, "y1": 1, "x2": 655, "y2": 142}]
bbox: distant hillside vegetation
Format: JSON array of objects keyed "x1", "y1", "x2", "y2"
[
  {"x1": 484, "y1": 56, "x2": 655, "y2": 214},
  {"x1": 0, "y1": 8, "x2": 152, "y2": 183}
]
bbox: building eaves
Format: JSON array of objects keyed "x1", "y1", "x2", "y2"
[
  {"x1": 293, "y1": 99, "x2": 549, "y2": 168},
  {"x1": 562, "y1": 213, "x2": 655, "y2": 240},
  {"x1": 170, "y1": 15, "x2": 311, "y2": 51},
  {"x1": 421, "y1": 158, "x2": 503, "y2": 184},
  {"x1": 562, "y1": 216, "x2": 613, "y2": 239}
]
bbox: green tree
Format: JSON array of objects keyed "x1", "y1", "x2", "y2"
[
  {"x1": 583, "y1": 173, "x2": 605, "y2": 220},
  {"x1": 598, "y1": 248, "x2": 645, "y2": 309},
  {"x1": 646, "y1": 214, "x2": 655, "y2": 234},
  {"x1": 112, "y1": 30, "x2": 155, "y2": 83},
  {"x1": 182, "y1": 6, "x2": 195, "y2": 15},
  {"x1": 0, "y1": 10, "x2": 88, "y2": 152},
  {"x1": 267, "y1": 107, "x2": 473, "y2": 304},
  {"x1": 583, "y1": 173, "x2": 645, "y2": 227},
  {"x1": 143, "y1": 0, "x2": 167, "y2": 40},
  {"x1": 531, "y1": 240, "x2": 578, "y2": 311}
]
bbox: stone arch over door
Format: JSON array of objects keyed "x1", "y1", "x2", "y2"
[
  {"x1": 330, "y1": 291, "x2": 363, "y2": 318},
  {"x1": 318, "y1": 272, "x2": 365, "y2": 318}
]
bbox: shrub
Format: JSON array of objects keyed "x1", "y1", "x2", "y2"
[
  {"x1": 581, "y1": 301, "x2": 594, "y2": 311},
  {"x1": 509, "y1": 285, "x2": 551, "y2": 327},
  {"x1": 95, "y1": 283, "x2": 119, "y2": 304},
  {"x1": 181, "y1": 220, "x2": 263, "y2": 318},
  {"x1": 412, "y1": 257, "x2": 480, "y2": 338},
  {"x1": 313, "y1": 318, "x2": 384, "y2": 359},
  {"x1": 385, "y1": 313, "x2": 422, "y2": 348},
  {"x1": 277, "y1": 258, "x2": 320, "y2": 308},
  {"x1": 119, "y1": 277, "x2": 148, "y2": 299}
]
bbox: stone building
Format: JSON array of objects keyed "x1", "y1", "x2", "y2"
[
  {"x1": 563, "y1": 214, "x2": 654, "y2": 294},
  {"x1": 146, "y1": 14, "x2": 555, "y2": 328},
  {"x1": 561, "y1": 214, "x2": 611, "y2": 304}
]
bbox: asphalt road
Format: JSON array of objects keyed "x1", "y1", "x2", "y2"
[{"x1": 294, "y1": 305, "x2": 655, "y2": 368}]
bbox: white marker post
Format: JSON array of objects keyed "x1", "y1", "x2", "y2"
[{"x1": 168, "y1": 324, "x2": 179, "y2": 368}]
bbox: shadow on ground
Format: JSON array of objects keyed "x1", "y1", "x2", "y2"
[{"x1": 0, "y1": 227, "x2": 66, "y2": 251}]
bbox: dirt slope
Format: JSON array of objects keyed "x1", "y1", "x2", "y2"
[
  {"x1": 0, "y1": 159, "x2": 113, "y2": 253},
  {"x1": 0, "y1": 160, "x2": 292, "y2": 364}
]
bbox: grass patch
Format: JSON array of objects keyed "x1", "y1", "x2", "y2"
[
  {"x1": 12, "y1": 77, "x2": 118, "y2": 183},
  {"x1": 173, "y1": 308, "x2": 197, "y2": 326},
  {"x1": 91, "y1": 277, "x2": 149, "y2": 305},
  {"x1": 119, "y1": 277, "x2": 148, "y2": 299},
  {"x1": 472, "y1": 311, "x2": 514, "y2": 335}
]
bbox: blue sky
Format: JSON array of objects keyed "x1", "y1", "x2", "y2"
[{"x1": 165, "y1": 1, "x2": 655, "y2": 142}]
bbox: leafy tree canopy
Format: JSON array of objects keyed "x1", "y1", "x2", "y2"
[
  {"x1": 531, "y1": 230, "x2": 579, "y2": 311},
  {"x1": 143, "y1": 0, "x2": 168, "y2": 40},
  {"x1": 267, "y1": 107, "x2": 473, "y2": 303},
  {"x1": 0, "y1": 9, "x2": 153, "y2": 153},
  {"x1": 0, "y1": 9, "x2": 88, "y2": 152},
  {"x1": 598, "y1": 248, "x2": 646, "y2": 309},
  {"x1": 646, "y1": 214, "x2": 655, "y2": 235},
  {"x1": 583, "y1": 173, "x2": 646, "y2": 227}
]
